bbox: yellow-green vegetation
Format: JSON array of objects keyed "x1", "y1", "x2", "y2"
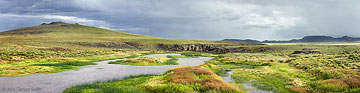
[
  {"x1": 166, "y1": 55, "x2": 190, "y2": 58},
  {"x1": 181, "y1": 52, "x2": 222, "y2": 57},
  {"x1": 236, "y1": 42, "x2": 360, "y2": 55},
  {"x1": 108, "y1": 56, "x2": 179, "y2": 66},
  {"x1": 0, "y1": 22, "x2": 247, "y2": 77},
  {"x1": 64, "y1": 64, "x2": 245, "y2": 93},
  {"x1": 204, "y1": 44, "x2": 360, "y2": 93},
  {"x1": 64, "y1": 74, "x2": 155, "y2": 93},
  {"x1": 208, "y1": 53, "x2": 287, "y2": 66},
  {"x1": 0, "y1": 53, "x2": 144, "y2": 77},
  {"x1": 3, "y1": 22, "x2": 360, "y2": 93}
]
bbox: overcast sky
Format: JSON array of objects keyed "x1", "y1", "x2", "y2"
[{"x1": 0, "y1": 0, "x2": 359, "y2": 40}]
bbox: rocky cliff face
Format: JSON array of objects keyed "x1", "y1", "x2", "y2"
[
  {"x1": 157, "y1": 44, "x2": 273, "y2": 54},
  {"x1": 229, "y1": 47, "x2": 274, "y2": 53},
  {"x1": 158, "y1": 44, "x2": 219, "y2": 52},
  {"x1": 292, "y1": 48, "x2": 321, "y2": 54}
]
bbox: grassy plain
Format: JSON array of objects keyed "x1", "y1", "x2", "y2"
[
  {"x1": 208, "y1": 43, "x2": 360, "y2": 93},
  {"x1": 2, "y1": 22, "x2": 360, "y2": 93},
  {"x1": 64, "y1": 64, "x2": 246, "y2": 93},
  {"x1": 108, "y1": 55, "x2": 179, "y2": 66},
  {"x1": 0, "y1": 22, "x2": 246, "y2": 76},
  {"x1": 67, "y1": 41, "x2": 360, "y2": 93}
]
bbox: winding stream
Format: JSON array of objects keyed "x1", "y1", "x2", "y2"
[
  {"x1": 223, "y1": 71, "x2": 273, "y2": 93},
  {"x1": 0, "y1": 54, "x2": 213, "y2": 93}
]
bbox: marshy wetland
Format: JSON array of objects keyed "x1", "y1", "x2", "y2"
[
  {"x1": 1, "y1": 22, "x2": 360, "y2": 93},
  {"x1": 0, "y1": 54, "x2": 212, "y2": 92}
]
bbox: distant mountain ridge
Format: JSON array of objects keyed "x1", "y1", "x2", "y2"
[{"x1": 223, "y1": 36, "x2": 360, "y2": 43}]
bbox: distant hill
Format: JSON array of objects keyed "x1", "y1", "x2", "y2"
[
  {"x1": 0, "y1": 22, "x2": 251, "y2": 51},
  {"x1": 223, "y1": 36, "x2": 360, "y2": 43},
  {"x1": 0, "y1": 21, "x2": 262, "y2": 62}
]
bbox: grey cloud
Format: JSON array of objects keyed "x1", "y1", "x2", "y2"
[
  {"x1": 1, "y1": 0, "x2": 360, "y2": 40},
  {"x1": 0, "y1": 0, "x2": 88, "y2": 14}
]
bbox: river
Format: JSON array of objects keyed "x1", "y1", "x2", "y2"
[{"x1": 0, "y1": 54, "x2": 213, "y2": 93}]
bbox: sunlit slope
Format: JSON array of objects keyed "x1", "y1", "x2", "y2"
[{"x1": 0, "y1": 22, "x2": 248, "y2": 50}]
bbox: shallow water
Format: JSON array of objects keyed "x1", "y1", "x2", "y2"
[
  {"x1": 0, "y1": 53, "x2": 213, "y2": 93},
  {"x1": 223, "y1": 71, "x2": 273, "y2": 93},
  {"x1": 223, "y1": 71, "x2": 235, "y2": 82}
]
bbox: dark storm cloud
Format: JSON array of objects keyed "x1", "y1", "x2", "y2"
[
  {"x1": 0, "y1": 0, "x2": 360, "y2": 40},
  {"x1": 0, "y1": 0, "x2": 88, "y2": 13},
  {"x1": 0, "y1": 0, "x2": 103, "y2": 31}
]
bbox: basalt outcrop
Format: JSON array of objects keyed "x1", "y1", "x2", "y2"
[
  {"x1": 158, "y1": 44, "x2": 220, "y2": 52},
  {"x1": 157, "y1": 44, "x2": 274, "y2": 54},
  {"x1": 229, "y1": 47, "x2": 274, "y2": 53},
  {"x1": 292, "y1": 48, "x2": 321, "y2": 54}
]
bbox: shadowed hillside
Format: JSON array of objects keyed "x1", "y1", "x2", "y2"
[
  {"x1": 0, "y1": 22, "x2": 258, "y2": 76},
  {"x1": 0, "y1": 22, "x2": 257, "y2": 61},
  {"x1": 0, "y1": 22, "x2": 252, "y2": 49}
]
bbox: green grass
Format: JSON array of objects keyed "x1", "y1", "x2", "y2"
[
  {"x1": 64, "y1": 64, "x2": 245, "y2": 93},
  {"x1": 0, "y1": 22, "x2": 248, "y2": 77},
  {"x1": 33, "y1": 62, "x2": 97, "y2": 71},
  {"x1": 64, "y1": 74, "x2": 155, "y2": 93},
  {"x1": 0, "y1": 55, "x2": 133, "y2": 77},
  {"x1": 181, "y1": 52, "x2": 223, "y2": 57},
  {"x1": 2, "y1": 22, "x2": 360, "y2": 92},
  {"x1": 202, "y1": 52, "x2": 360, "y2": 93},
  {"x1": 61, "y1": 42, "x2": 360, "y2": 92},
  {"x1": 231, "y1": 65, "x2": 293, "y2": 92},
  {"x1": 108, "y1": 56, "x2": 179, "y2": 66},
  {"x1": 0, "y1": 23, "x2": 243, "y2": 54},
  {"x1": 230, "y1": 63, "x2": 317, "y2": 92},
  {"x1": 166, "y1": 55, "x2": 189, "y2": 58},
  {"x1": 315, "y1": 83, "x2": 348, "y2": 92}
]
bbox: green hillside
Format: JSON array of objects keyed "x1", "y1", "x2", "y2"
[
  {"x1": 0, "y1": 22, "x2": 248, "y2": 58},
  {"x1": 0, "y1": 22, "x2": 248, "y2": 76},
  {"x1": 0, "y1": 22, "x2": 243, "y2": 50}
]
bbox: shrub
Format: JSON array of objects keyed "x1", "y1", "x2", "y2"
[
  {"x1": 288, "y1": 54, "x2": 360, "y2": 70},
  {"x1": 126, "y1": 58, "x2": 157, "y2": 63},
  {"x1": 307, "y1": 68, "x2": 345, "y2": 79},
  {"x1": 321, "y1": 79, "x2": 349, "y2": 87},
  {"x1": 342, "y1": 78, "x2": 360, "y2": 88},
  {"x1": 316, "y1": 79, "x2": 349, "y2": 92},
  {"x1": 200, "y1": 78, "x2": 239, "y2": 92},
  {"x1": 348, "y1": 54, "x2": 360, "y2": 60},
  {"x1": 167, "y1": 67, "x2": 198, "y2": 84},
  {"x1": 316, "y1": 83, "x2": 348, "y2": 92},
  {"x1": 350, "y1": 88, "x2": 360, "y2": 93},
  {"x1": 48, "y1": 47, "x2": 72, "y2": 51},
  {"x1": 164, "y1": 65, "x2": 241, "y2": 92},
  {"x1": 288, "y1": 87, "x2": 308, "y2": 93},
  {"x1": 213, "y1": 53, "x2": 280, "y2": 66},
  {"x1": 140, "y1": 78, "x2": 197, "y2": 93},
  {"x1": 0, "y1": 60, "x2": 5, "y2": 64}
]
